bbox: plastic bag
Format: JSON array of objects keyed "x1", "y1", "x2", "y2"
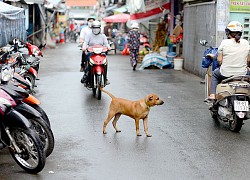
[
  {"x1": 122, "y1": 44, "x2": 130, "y2": 55},
  {"x1": 202, "y1": 47, "x2": 218, "y2": 69}
]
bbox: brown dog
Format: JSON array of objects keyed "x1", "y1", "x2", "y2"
[{"x1": 101, "y1": 88, "x2": 164, "y2": 137}]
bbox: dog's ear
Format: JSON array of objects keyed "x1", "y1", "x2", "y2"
[{"x1": 147, "y1": 95, "x2": 153, "y2": 102}]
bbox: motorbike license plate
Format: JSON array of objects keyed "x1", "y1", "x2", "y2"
[{"x1": 234, "y1": 100, "x2": 249, "y2": 111}]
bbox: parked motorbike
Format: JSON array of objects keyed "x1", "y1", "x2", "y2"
[
  {"x1": 10, "y1": 39, "x2": 44, "y2": 73},
  {"x1": 0, "y1": 88, "x2": 46, "y2": 174},
  {"x1": 0, "y1": 60, "x2": 54, "y2": 157},
  {"x1": 84, "y1": 45, "x2": 108, "y2": 100},
  {"x1": 107, "y1": 37, "x2": 116, "y2": 55},
  {"x1": 200, "y1": 39, "x2": 250, "y2": 132},
  {"x1": 0, "y1": 45, "x2": 38, "y2": 93},
  {"x1": 2, "y1": 60, "x2": 50, "y2": 125}
]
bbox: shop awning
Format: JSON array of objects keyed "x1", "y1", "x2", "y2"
[
  {"x1": 103, "y1": 13, "x2": 130, "y2": 23},
  {"x1": 46, "y1": 0, "x2": 61, "y2": 6},
  {"x1": 4, "y1": 0, "x2": 44, "y2": 4},
  {"x1": 24, "y1": 0, "x2": 44, "y2": 4},
  {"x1": 65, "y1": 0, "x2": 96, "y2": 7},
  {"x1": 128, "y1": 0, "x2": 170, "y2": 23},
  {"x1": 45, "y1": 0, "x2": 66, "y2": 12}
]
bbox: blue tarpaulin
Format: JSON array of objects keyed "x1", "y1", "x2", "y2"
[
  {"x1": 0, "y1": 2, "x2": 26, "y2": 47},
  {"x1": 139, "y1": 53, "x2": 172, "y2": 70}
]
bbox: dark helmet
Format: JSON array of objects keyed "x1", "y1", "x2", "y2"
[{"x1": 87, "y1": 17, "x2": 95, "y2": 22}]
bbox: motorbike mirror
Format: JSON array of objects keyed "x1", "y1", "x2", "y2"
[
  {"x1": 199, "y1": 40, "x2": 208, "y2": 46},
  {"x1": 38, "y1": 43, "x2": 46, "y2": 49},
  {"x1": 8, "y1": 40, "x2": 14, "y2": 45}
]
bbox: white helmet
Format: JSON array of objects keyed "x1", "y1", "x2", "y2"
[
  {"x1": 226, "y1": 21, "x2": 243, "y2": 32},
  {"x1": 91, "y1": 20, "x2": 101, "y2": 28},
  {"x1": 225, "y1": 21, "x2": 243, "y2": 42},
  {"x1": 131, "y1": 23, "x2": 139, "y2": 29},
  {"x1": 91, "y1": 21, "x2": 101, "y2": 35}
]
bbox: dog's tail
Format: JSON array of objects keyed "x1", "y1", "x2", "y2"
[{"x1": 100, "y1": 87, "x2": 116, "y2": 99}]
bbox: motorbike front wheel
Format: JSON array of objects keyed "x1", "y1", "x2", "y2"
[
  {"x1": 97, "y1": 75, "x2": 102, "y2": 100},
  {"x1": 28, "y1": 117, "x2": 54, "y2": 157},
  {"x1": 92, "y1": 86, "x2": 102, "y2": 100},
  {"x1": 229, "y1": 114, "x2": 243, "y2": 132},
  {"x1": 92, "y1": 74, "x2": 103, "y2": 100},
  {"x1": 30, "y1": 104, "x2": 51, "y2": 127},
  {"x1": 92, "y1": 88, "x2": 97, "y2": 96},
  {"x1": 8, "y1": 128, "x2": 46, "y2": 174},
  {"x1": 97, "y1": 87, "x2": 102, "y2": 100}
]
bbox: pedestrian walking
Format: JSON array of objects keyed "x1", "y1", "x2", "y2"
[
  {"x1": 127, "y1": 23, "x2": 140, "y2": 70},
  {"x1": 104, "y1": 22, "x2": 112, "y2": 38}
]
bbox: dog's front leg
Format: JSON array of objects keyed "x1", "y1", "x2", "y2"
[
  {"x1": 143, "y1": 117, "x2": 152, "y2": 137},
  {"x1": 135, "y1": 119, "x2": 141, "y2": 136}
]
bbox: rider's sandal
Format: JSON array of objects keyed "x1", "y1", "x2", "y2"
[{"x1": 204, "y1": 97, "x2": 215, "y2": 104}]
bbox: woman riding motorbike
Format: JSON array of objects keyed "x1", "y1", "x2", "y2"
[
  {"x1": 205, "y1": 21, "x2": 250, "y2": 103},
  {"x1": 80, "y1": 20, "x2": 111, "y2": 85}
]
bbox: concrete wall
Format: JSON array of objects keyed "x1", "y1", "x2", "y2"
[{"x1": 183, "y1": 2, "x2": 216, "y2": 77}]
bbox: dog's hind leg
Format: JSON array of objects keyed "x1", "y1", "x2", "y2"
[
  {"x1": 103, "y1": 110, "x2": 116, "y2": 134},
  {"x1": 112, "y1": 113, "x2": 122, "y2": 132}
]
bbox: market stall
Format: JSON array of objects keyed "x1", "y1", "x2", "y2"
[{"x1": 0, "y1": 2, "x2": 26, "y2": 47}]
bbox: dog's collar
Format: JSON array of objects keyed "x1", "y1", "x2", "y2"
[{"x1": 144, "y1": 99, "x2": 150, "y2": 110}]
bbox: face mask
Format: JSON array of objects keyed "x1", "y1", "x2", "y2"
[
  {"x1": 88, "y1": 22, "x2": 92, "y2": 27},
  {"x1": 92, "y1": 28, "x2": 101, "y2": 35}
]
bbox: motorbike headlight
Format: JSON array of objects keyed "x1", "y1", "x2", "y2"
[
  {"x1": 92, "y1": 48, "x2": 102, "y2": 54},
  {"x1": 33, "y1": 48, "x2": 39, "y2": 56},
  {"x1": 0, "y1": 97, "x2": 12, "y2": 107},
  {"x1": 89, "y1": 58, "x2": 95, "y2": 65},
  {"x1": 1, "y1": 68, "x2": 14, "y2": 82}
]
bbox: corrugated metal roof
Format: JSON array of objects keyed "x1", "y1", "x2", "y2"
[
  {"x1": 0, "y1": 2, "x2": 26, "y2": 47},
  {"x1": 66, "y1": 0, "x2": 96, "y2": 7}
]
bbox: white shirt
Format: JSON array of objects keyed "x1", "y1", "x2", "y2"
[
  {"x1": 79, "y1": 26, "x2": 92, "y2": 42},
  {"x1": 218, "y1": 38, "x2": 250, "y2": 77}
]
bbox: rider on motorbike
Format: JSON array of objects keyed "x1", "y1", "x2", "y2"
[
  {"x1": 79, "y1": 17, "x2": 95, "y2": 72},
  {"x1": 80, "y1": 20, "x2": 111, "y2": 85},
  {"x1": 205, "y1": 21, "x2": 250, "y2": 103}
]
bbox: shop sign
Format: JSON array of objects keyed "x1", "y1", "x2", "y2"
[{"x1": 230, "y1": 0, "x2": 250, "y2": 13}]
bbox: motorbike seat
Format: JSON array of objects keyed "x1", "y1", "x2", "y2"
[{"x1": 221, "y1": 75, "x2": 250, "y2": 84}]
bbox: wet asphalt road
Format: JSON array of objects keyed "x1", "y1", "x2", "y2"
[{"x1": 1, "y1": 42, "x2": 250, "y2": 180}]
